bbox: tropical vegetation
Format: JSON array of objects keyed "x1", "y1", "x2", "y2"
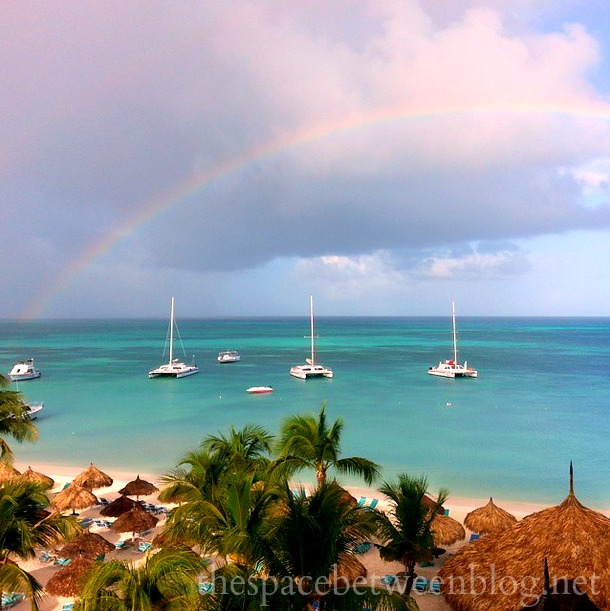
[{"x1": 4, "y1": 404, "x2": 449, "y2": 610}]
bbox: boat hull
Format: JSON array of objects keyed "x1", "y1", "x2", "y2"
[
  {"x1": 246, "y1": 386, "x2": 273, "y2": 394},
  {"x1": 290, "y1": 365, "x2": 333, "y2": 379},
  {"x1": 428, "y1": 362, "x2": 477, "y2": 378},
  {"x1": 9, "y1": 372, "x2": 41, "y2": 381},
  {"x1": 148, "y1": 363, "x2": 199, "y2": 378}
]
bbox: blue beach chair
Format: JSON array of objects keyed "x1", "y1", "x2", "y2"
[
  {"x1": 413, "y1": 577, "x2": 429, "y2": 593},
  {"x1": 356, "y1": 496, "x2": 367, "y2": 508},
  {"x1": 1, "y1": 593, "x2": 24, "y2": 608}
]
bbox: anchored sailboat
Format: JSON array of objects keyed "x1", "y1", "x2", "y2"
[
  {"x1": 290, "y1": 295, "x2": 333, "y2": 379},
  {"x1": 148, "y1": 298, "x2": 199, "y2": 379},
  {"x1": 428, "y1": 301, "x2": 477, "y2": 378}
]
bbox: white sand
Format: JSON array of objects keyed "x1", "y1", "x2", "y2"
[{"x1": 11, "y1": 463, "x2": 610, "y2": 611}]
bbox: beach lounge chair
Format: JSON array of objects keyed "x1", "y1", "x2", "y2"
[
  {"x1": 99, "y1": 497, "x2": 110, "y2": 506},
  {"x1": 62, "y1": 604, "x2": 74, "y2": 611},
  {"x1": 419, "y1": 559, "x2": 434, "y2": 567},
  {"x1": 79, "y1": 517, "x2": 93, "y2": 528},
  {"x1": 115, "y1": 539, "x2": 129, "y2": 550},
  {"x1": 55, "y1": 557, "x2": 71, "y2": 567},
  {"x1": 356, "y1": 496, "x2": 367, "y2": 507},
  {"x1": 352, "y1": 541, "x2": 372, "y2": 554},
  {"x1": 381, "y1": 575, "x2": 396, "y2": 586},
  {"x1": 95, "y1": 554, "x2": 105, "y2": 562},
  {"x1": 1, "y1": 593, "x2": 24, "y2": 608},
  {"x1": 198, "y1": 582, "x2": 213, "y2": 595},
  {"x1": 364, "y1": 498, "x2": 379, "y2": 510},
  {"x1": 39, "y1": 550, "x2": 55, "y2": 563},
  {"x1": 137, "y1": 541, "x2": 152, "y2": 553},
  {"x1": 469, "y1": 533, "x2": 480, "y2": 542},
  {"x1": 429, "y1": 580, "x2": 441, "y2": 594},
  {"x1": 413, "y1": 577, "x2": 429, "y2": 593}
]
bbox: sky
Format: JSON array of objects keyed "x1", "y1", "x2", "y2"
[{"x1": 3, "y1": 0, "x2": 610, "y2": 319}]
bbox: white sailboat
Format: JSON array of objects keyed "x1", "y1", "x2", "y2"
[
  {"x1": 148, "y1": 298, "x2": 199, "y2": 379},
  {"x1": 427, "y1": 301, "x2": 477, "y2": 378},
  {"x1": 290, "y1": 295, "x2": 333, "y2": 379}
]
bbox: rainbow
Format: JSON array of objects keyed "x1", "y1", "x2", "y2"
[{"x1": 22, "y1": 101, "x2": 610, "y2": 319}]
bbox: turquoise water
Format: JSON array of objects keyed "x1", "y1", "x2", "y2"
[{"x1": 1, "y1": 317, "x2": 609, "y2": 507}]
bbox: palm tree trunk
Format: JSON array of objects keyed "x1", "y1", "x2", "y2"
[
  {"x1": 316, "y1": 465, "x2": 326, "y2": 486},
  {"x1": 403, "y1": 558, "x2": 417, "y2": 596}
]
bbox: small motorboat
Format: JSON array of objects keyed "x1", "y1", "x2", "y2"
[
  {"x1": 26, "y1": 402, "x2": 44, "y2": 419},
  {"x1": 218, "y1": 350, "x2": 241, "y2": 363},
  {"x1": 8, "y1": 358, "x2": 41, "y2": 381},
  {"x1": 246, "y1": 386, "x2": 273, "y2": 394}
]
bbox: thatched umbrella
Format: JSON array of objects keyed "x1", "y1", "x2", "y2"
[
  {"x1": 52, "y1": 484, "x2": 98, "y2": 515},
  {"x1": 110, "y1": 505, "x2": 158, "y2": 539},
  {"x1": 45, "y1": 556, "x2": 96, "y2": 597},
  {"x1": 464, "y1": 497, "x2": 517, "y2": 535},
  {"x1": 0, "y1": 462, "x2": 20, "y2": 482},
  {"x1": 423, "y1": 494, "x2": 446, "y2": 515},
  {"x1": 73, "y1": 463, "x2": 113, "y2": 491},
  {"x1": 17, "y1": 466, "x2": 55, "y2": 489},
  {"x1": 58, "y1": 532, "x2": 115, "y2": 559},
  {"x1": 519, "y1": 559, "x2": 601, "y2": 610},
  {"x1": 118, "y1": 475, "x2": 159, "y2": 500},
  {"x1": 430, "y1": 513, "x2": 466, "y2": 546},
  {"x1": 100, "y1": 494, "x2": 139, "y2": 518},
  {"x1": 439, "y1": 466, "x2": 610, "y2": 611}
]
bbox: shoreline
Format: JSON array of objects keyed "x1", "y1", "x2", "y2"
[{"x1": 16, "y1": 460, "x2": 610, "y2": 521}]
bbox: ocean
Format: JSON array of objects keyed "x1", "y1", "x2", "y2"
[{"x1": 1, "y1": 317, "x2": 609, "y2": 508}]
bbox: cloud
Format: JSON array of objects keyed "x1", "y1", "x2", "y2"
[{"x1": 3, "y1": 0, "x2": 610, "y2": 316}]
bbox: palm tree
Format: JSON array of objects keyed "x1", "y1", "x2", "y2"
[
  {"x1": 251, "y1": 482, "x2": 414, "y2": 611},
  {"x1": 275, "y1": 404, "x2": 380, "y2": 487},
  {"x1": 201, "y1": 424, "x2": 273, "y2": 474},
  {"x1": 163, "y1": 471, "x2": 279, "y2": 565},
  {"x1": 0, "y1": 374, "x2": 38, "y2": 464},
  {"x1": 76, "y1": 547, "x2": 207, "y2": 611},
  {"x1": 0, "y1": 479, "x2": 81, "y2": 611},
  {"x1": 373, "y1": 473, "x2": 448, "y2": 595}
]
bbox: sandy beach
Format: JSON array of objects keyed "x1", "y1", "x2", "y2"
[{"x1": 9, "y1": 461, "x2": 605, "y2": 611}]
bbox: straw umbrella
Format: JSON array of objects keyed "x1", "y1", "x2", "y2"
[
  {"x1": 100, "y1": 494, "x2": 139, "y2": 518},
  {"x1": 0, "y1": 462, "x2": 20, "y2": 482},
  {"x1": 118, "y1": 475, "x2": 159, "y2": 500},
  {"x1": 45, "y1": 557, "x2": 96, "y2": 597},
  {"x1": 519, "y1": 559, "x2": 601, "y2": 610},
  {"x1": 58, "y1": 532, "x2": 115, "y2": 560},
  {"x1": 430, "y1": 513, "x2": 466, "y2": 546},
  {"x1": 52, "y1": 484, "x2": 98, "y2": 515},
  {"x1": 72, "y1": 463, "x2": 113, "y2": 491},
  {"x1": 439, "y1": 466, "x2": 610, "y2": 611},
  {"x1": 328, "y1": 556, "x2": 367, "y2": 586},
  {"x1": 17, "y1": 466, "x2": 55, "y2": 489},
  {"x1": 464, "y1": 497, "x2": 517, "y2": 535},
  {"x1": 422, "y1": 494, "x2": 446, "y2": 515},
  {"x1": 110, "y1": 505, "x2": 158, "y2": 539}
]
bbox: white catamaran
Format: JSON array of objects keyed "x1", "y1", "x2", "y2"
[
  {"x1": 290, "y1": 295, "x2": 333, "y2": 380},
  {"x1": 148, "y1": 298, "x2": 199, "y2": 379},
  {"x1": 428, "y1": 301, "x2": 478, "y2": 378}
]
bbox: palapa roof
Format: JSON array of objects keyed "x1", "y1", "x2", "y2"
[
  {"x1": 72, "y1": 463, "x2": 113, "y2": 490},
  {"x1": 464, "y1": 497, "x2": 517, "y2": 535},
  {"x1": 431, "y1": 513, "x2": 466, "y2": 546},
  {"x1": 0, "y1": 462, "x2": 20, "y2": 482},
  {"x1": 59, "y1": 531, "x2": 115, "y2": 559},
  {"x1": 45, "y1": 556, "x2": 96, "y2": 597},
  {"x1": 16, "y1": 466, "x2": 55, "y2": 489},
  {"x1": 519, "y1": 559, "x2": 601, "y2": 610},
  {"x1": 439, "y1": 467, "x2": 610, "y2": 611},
  {"x1": 423, "y1": 493, "x2": 446, "y2": 515},
  {"x1": 52, "y1": 484, "x2": 98, "y2": 512},
  {"x1": 118, "y1": 475, "x2": 159, "y2": 498},
  {"x1": 99, "y1": 494, "x2": 139, "y2": 517},
  {"x1": 110, "y1": 504, "x2": 158, "y2": 534}
]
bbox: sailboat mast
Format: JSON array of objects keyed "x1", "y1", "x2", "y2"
[
  {"x1": 169, "y1": 297, "x2": 175, "y2": 364},
  {"x1": 310, "y1": 294, "x2": 316, "y2": 365},
  {"x1": 452, "y1": 300, "x2": 458, "y2": 364}
]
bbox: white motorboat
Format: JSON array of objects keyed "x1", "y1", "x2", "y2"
[
  {"x1": 8, "y1": 358, "x2": 41, "y2": 381},
  {"x1": 26, "y1": 402, "x2": 44, "y2": 419},
  {"x1": 290, "y1": 295, "x2": 333, "y2": 380},
  {"x1": 148, "y1": 298, "x2": 199, "y2": 379},
  {"x1": 218, "y1": 350, "x2": 241, "y2": 363},
  {"x1": 428, "y1": 301, "x2": 478, "y2": 379},
  {"x1": 246, "y1": 386, "x2": 273, "y2": 394}
]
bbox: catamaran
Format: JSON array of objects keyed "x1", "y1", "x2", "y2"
[
  {"x1": 290, "y1": 295, "x2": 333, "y2": 379},
  {"x1": 148, "y1": 298, "x2": 199, "y2": 379},
  {"x1": 428, "y1": 301, "x2": 477, "y2": 378}
]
